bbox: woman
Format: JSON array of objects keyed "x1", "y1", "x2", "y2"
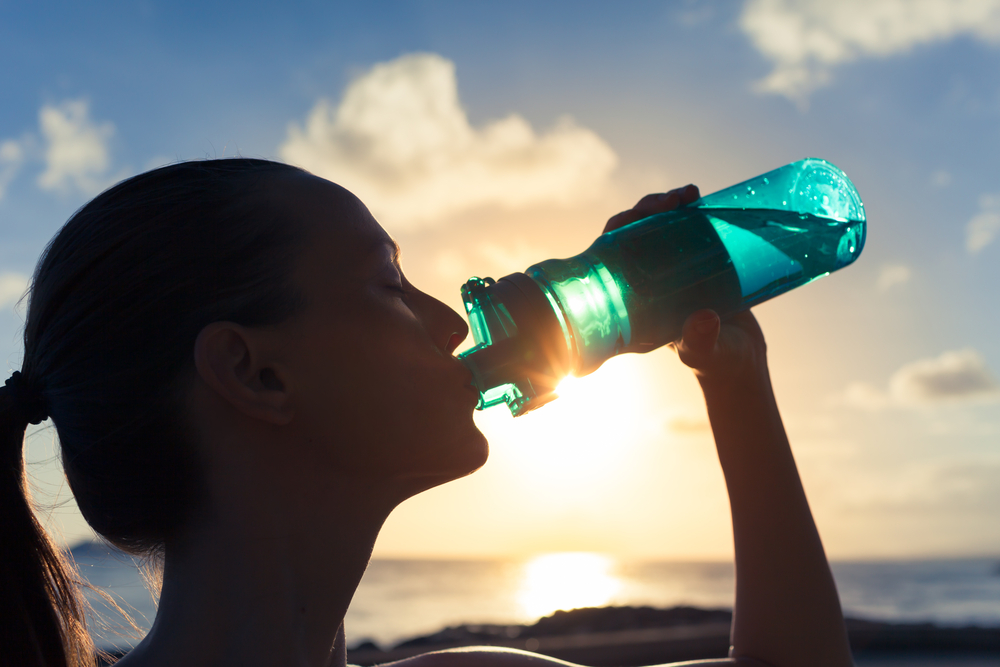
[{"x1": 1, "y1": 159, "x2": 853, "y2": 667}]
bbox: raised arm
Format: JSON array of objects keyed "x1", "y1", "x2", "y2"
[
  {"x1": 673, "y1": 309, "x2": 852, "y2": 667},
  {"x1": 610, "y1": 186, "x2": 853, "y2": 667},
  {"x1": 397, "y1": 187, "x2": 853, "y2": 667},
  {"x1": 395, "y1": 325, "x2": 854, "y2": 667}
]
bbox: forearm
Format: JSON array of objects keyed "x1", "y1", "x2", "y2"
[
  {"x1": 600, "y1": 187, "x2": 852, "y2": 666},
  {"x1": 700, "y1": 364, "x2": 852, "y2": 667}
]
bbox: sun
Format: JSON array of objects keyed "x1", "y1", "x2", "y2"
[
  {"x1": 527, "y1": 358, "x2": 654, "y2": 461},
  {"x1": 516, "y1": 552, "x2": 622, "y2": 618},
  {"x1": 475, "y1": 354, "x2": 660, "y2": 494}
]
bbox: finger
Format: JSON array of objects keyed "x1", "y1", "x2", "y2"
[
  {"x1": 603, "y1": 209, "x2": 649, "y2": 233},
  {"x1": 678, "y1": 184, "x2": 700, "y2": 205},
  {"x1": 641, "y1": 184, "x2": 699, "y2": 211},
  {"x1": 633, "y1": 190, "x2": 681, "y2": 212},
  {"x1": 604, "y1": 192, "x2": 681, "y2": 233},
  {"x1": 673, "y1": 309, "x2": 720, "y2": 371},
  {"x1": 603, "y1": 185, "x2": 700, "y2": 233}
]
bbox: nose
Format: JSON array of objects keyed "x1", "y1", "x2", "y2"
[
  {"x1": 446, "y1": 331, "x2": 464, "y2": 354},
  {"x1": 443, "y1": 305, "x2": 470, "y2": 354},
  {"x1": 414, "y1": 290, "x2": 469, "y2": 355}
]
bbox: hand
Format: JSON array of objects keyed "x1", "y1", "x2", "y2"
[
  {"x1": 603, "y1": 185, "x2": 767, "y2": 389},
  {"x1": 671, "y1": 309, "x2": 768, "y2": 391},
  {"x1": 603, "y1": 184, "x2": 701, "y2": 233}
]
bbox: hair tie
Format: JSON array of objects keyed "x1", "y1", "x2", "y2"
[{"x1": 4, "y1": 371, "x2": 49, "y2": 425}]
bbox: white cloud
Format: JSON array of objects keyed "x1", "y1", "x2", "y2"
[
  {"x1": 0, "y1": 273, "x2": 29, "y2": 310},
  {"x1": 431, "y1": 249, "x2": 467, "y2": 281},
  {"x1": 876, "y1": 263, "x2": 911, "y2": 291},
  {"x1": 279, "y1": 53, "x2": 618, "y2": 232},
  {"x1": 838, "y1": 348, "x2": 1000, "y2": 409},
  {"x1": 431, "y1": 241, "x2": 552, "y2": 282},
  {"x1": 837, "y1": 381, "x2": 893, "y2": 411},
  {"x1": 930, "y1": 169, "x2": 952, "y2": 188},
  {"x1": 891, "y1": 349, "x2": 1000, "y2": 403},
  {"x1": 740, "y1": 0, "x2": 1000, "y2": 103},
  {"x1": 966, "y1": 193, "x2": 1000, "y2": 253},
  {"x1": 0, "y1": 139, "x2": 26, "y2": 201},
  {"x1": 475, "y1": 241, "x2": 550, "y2": 276},
  {"x1": 36, "y1": 99, "x2": 116, "y2": 196},
  {"x1": 845, "y1": 457, "x2": 1000, "y2": 514}
]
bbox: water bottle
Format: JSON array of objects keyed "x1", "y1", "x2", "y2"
[{"x1": 458, "y1": 158, "x2": 866, "y2": 416}]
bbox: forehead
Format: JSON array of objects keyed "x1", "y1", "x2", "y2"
[{"x1": 269, "y1": 170, "x2": 393, "y2": 267}]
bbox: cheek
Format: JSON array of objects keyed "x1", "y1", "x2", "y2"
[
  {"x1": 350, "y1": 352, "x2": 486, "y2": 476},
  {"x1": 294, "y1": 307, "x2": 485, "y2": 477}
]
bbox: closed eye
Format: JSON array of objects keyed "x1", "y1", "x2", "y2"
[
  {"x1": 384, "y1": 282, "x2": 407, "y2": 298},
  {"x1": 379, "y1": 256, "x2": 408, "y2": 298}
]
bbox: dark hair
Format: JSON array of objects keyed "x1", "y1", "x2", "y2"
[{"x1": 1, "y1": 158, "x2": 310, "y2": 666}]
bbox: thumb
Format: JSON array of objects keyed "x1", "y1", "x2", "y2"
[{"x1": 674, "y1": 310, "x2": 720, "y2": 371}]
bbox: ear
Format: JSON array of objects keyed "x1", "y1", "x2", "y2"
[{"x1": 193, "y1": 322, "x2": 294, "y2": 425}]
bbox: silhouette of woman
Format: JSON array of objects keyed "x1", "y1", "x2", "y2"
[{"x1": 1, "y1": 159, "x2": 851, "y2": 667}]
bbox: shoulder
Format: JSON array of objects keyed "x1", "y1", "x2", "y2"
[
  {"x1": 372, "y1": 647, "x2": 576, "y2": 667},
  {"x1": 365, "y1": 646, "x2": 760, "y2": 667}
]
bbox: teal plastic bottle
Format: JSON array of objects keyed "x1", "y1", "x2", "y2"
[{"x1": 459, "y1": 158, "x2": 866, "y2": 416}]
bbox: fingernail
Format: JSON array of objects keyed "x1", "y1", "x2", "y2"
[{"x1": 694, "y1": 313, "x2": 718, "y2": 334}]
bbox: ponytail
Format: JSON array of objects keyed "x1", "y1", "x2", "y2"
[
  {"x1": 1, "y1": 377, "x2": 94, "y2": 667},
  {"x1": 1, "y1": 158, "x2": 308, "y2": 664}
]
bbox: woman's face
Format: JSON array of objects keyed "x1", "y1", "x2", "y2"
[{"x1": 270, "y1": 171, "x2": 487, "y2": 498}]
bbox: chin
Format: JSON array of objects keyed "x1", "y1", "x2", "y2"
[
  {"x1": 442, "y1": 426, "x2": 490, "y2": 478},
  {"x1": 406, "y1": 429, "x2": 489, "y2": 494},
  {"x1": 460, "y1": 430, "x2": 490, "y2": 475}
]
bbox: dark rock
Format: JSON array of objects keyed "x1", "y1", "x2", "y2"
[
  {"x1": 396, "y1": 624, "x2": 523, "y2": 648},
  {"x1": 392, "y1": 606, "x2": 736, "y2": 649},
  {"x1": 529, "y1": 606, "x2": 733, "y2": 637},
  {"x1": 350, "y1": 640, "x2": 382, "y2": 652}
]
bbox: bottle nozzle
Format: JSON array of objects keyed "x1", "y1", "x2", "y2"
[{"x1": 458, "y1": 274, "x2": 571, "y2": 417}]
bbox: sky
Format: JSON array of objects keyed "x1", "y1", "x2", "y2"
[{"x1": 3, "y1": 0, "x2": 1000, "y2": 560}]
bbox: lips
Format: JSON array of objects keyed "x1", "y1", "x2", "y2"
[{"x1": 451, "y1": 358, "x2": 481, "y2": 405}]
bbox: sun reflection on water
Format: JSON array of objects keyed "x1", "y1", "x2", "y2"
[{"x1": 517, "y1": 552, "x2": 622, "y2": 619}]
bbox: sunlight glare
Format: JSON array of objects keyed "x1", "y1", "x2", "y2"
[
  {"x1": 517, "y1": 552, "x2": 622, "y2": 619},
  {"x1": 554, "y1": 374, "x2": 582, "y2": 398},
  {"x1": 507, "y1": 357, "x2": 656, "y2": 476}
]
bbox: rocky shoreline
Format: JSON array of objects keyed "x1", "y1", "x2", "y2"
[{"x1": 347, "y1": 606, "x2": 1000, "y2": 666}]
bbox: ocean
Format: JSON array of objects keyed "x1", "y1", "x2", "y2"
[{"x1": 70, "y1": 542, "x2": 1000, "y2": 656}]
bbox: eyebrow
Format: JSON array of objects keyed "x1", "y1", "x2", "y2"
[{"x1": 371, "y1": 239, "x2": 402, "y2": 265}]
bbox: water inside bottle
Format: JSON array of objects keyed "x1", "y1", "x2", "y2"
[
  {"x1": 460, "y1": 158, "x2": 866, "y2": 416},
  {"x1": 533, "y1": 205, "x2": 865, "y2": 372},
  {"x1": 702, "y1": 207, "x2": 863, "y2": 300}
]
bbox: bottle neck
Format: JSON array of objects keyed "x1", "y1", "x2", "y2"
[
  {"x1": 459, "y1": 273, "x2": 571, "y2": 416},
  {"x1": 526, "y1": 248, "x2": 631, "y2": 376}
]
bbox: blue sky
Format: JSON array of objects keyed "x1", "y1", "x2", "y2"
[{"x1": 3, "y1": 0, "x2": 1000, "y2": 558}]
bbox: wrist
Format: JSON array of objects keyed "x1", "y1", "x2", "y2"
[{"x1": 695, "y1": 350, "x2": 773, "y2": 401}]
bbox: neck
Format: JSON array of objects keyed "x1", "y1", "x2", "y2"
[{"x1": 121, "y1": 477, "x2": 393, "y2": 667}]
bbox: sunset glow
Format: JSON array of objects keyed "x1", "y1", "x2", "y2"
[
  {"x1": 490, "y1": 359, "x2": 656, "y2": 485},
  {"x1": 7, "y1": 1, "x2": 1000, "y2": 560},
  {"x1": 516, "y1": 552, "x2": 622, "y2": 618}
]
